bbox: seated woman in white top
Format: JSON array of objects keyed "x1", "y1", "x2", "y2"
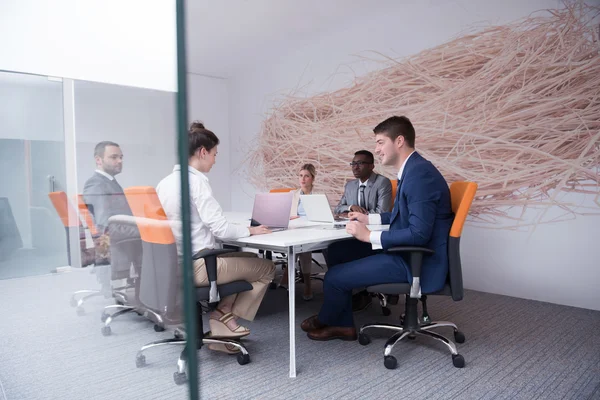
[
  {"x1": 156, "y1": 121, "x2": 275, "y2": 352},
  {"x1": 280, "y1": 163, "x2": 316, "y2": 300}
]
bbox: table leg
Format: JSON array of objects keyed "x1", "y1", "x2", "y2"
[{"x1": 288, "y1": 246, "x2": 296, "y2": 378}]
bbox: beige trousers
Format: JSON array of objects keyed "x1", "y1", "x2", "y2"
[
  {"x1": 193, "y1": 252, "x2": 275, "y2": 321},
  {"x1": 298, "y1": 252, "x2": 312, "y2": 275}
]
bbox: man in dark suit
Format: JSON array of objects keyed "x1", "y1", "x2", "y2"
[
  {"x1": 83, "y1": 141, "x2": 141, "y2": 278},
  {"x1": 301, "y1": 116, "x2": 453, "y2": 341},
  {"x1": 334, "y1": 150, "x2": 392, "y2": 215}
]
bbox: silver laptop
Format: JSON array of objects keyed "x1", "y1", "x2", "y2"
[
  {"x1": 300, "y1": 194, "x2": 349, "y2": 227},
  {"x1": 250, "y1": 192, "x2": 294, "y2": 232}
]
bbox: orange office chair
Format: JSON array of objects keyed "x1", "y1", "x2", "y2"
[
  {"x1": 48, "y1": 191, "x2": 110, "y2": 315},
  {"x1": 124, "y1": 186, "x2": 252, "y2": 385},
  {"x1": 389, "y1": 179, "x2": 397, "y2": 212},
  {"x1": 77, "y1": 195, "x2": 98, "y2": 236},
  {"x1": 359, "y1": 181, "x2": 478, "y2": 369},
  {"x1": 269, "y1": 188, "x2": 295, "y2": 193},
  {"x1": 48, "y1": 191, "x2": 80, "y2": 266}
]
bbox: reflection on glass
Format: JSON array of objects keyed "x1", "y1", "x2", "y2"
[
  {"x1": 0, "y1": 71, "x2": 67, "y2": 278},
  {"x1": 0, "y1": 73, "x2": 190, "y2": 398}
]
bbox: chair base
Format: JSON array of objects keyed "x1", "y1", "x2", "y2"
[
  {"x1": 69, "y1": 267, "x2": 131, "y2": 315},
  {"x1": 359, "y1": 296, "x2": 466, "y2": 369},
  {"x1": 359, "y1": 322, "x2": 465, "y2": 369},
  {"x1": 99, "y1": 305, "x2": 165, "y2": 336},
  {"x1": 99, "y1": 305, "x2": 135, "y2": 336},
  {"x1": 135, "y1": 331, "x2": 250, "y2": 385},
  {"x1": 70, "y1": 290, "x2": 110, "y2": 315}
]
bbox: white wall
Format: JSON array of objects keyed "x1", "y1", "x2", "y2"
[
  {"x1": 187, "y1": 74, "x2": 231, "y2": 209},
  {"x1": 0, "y1": 0, "x2": 177, "y2": 92},
  {"x1": 226, "y1": 0, "x2": 600, "y2": 310}
]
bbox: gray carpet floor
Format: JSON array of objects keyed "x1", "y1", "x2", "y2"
[{"x1": 0, "y1": 268, "x2": 599, "y2": 400}]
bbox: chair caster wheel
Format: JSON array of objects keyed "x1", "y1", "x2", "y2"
[
  {"x1": 454, "y1": 330, "x2": 466, "y2": 344},
  {"x1": 452, "y1": 354, "x2": 465, "y2": 368},
  {"x1": 135, "y1": 355, "x2": 146, "y2": 368},
  {"x1": 101, "y1": 326, "x2": 111, "y2": 336},
  {"x1": 384, "y1": 355, "x2": 397, "y2": 370},
  {"x1": 100, "y1": 313, "x2": 108, "y2": 322},
  {"x1": 173, "y1": 372, "x2": 187, "y2": 385},
  {"x1": 358, "y1": 333, "x2": 371, "y2": 346},
  {"x1": 154, "y1": 324, "x2": 165, "y2": 332},
  {"x1": 269, "y1": 282, "x2": 277, "y2": 290},
  {"x1": 237, "y1": 353, "x2": 250, "y2": 365},
  {"x1": 381, "y1": 307, "x2": 391, "y2": 316},
  {"x1": 70, "y1": 298, "x2": 77, "y2": 307},
  {"x1": 76, "y1": 307, "x2": 85, "y2": 316}
]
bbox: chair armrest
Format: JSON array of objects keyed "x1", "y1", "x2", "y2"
[
  {"x1": 192, "y1": 248, "x2": 234, "y2": 260},
  {"x1": 192, "y1": 248, "x2": 237, "y2": 303},
  {"x1": 387, "y1": 246, "x2": 434, "y2": 255},
  {"x1": 385, "y1": 246, "x2": 435, "y2": 298}
]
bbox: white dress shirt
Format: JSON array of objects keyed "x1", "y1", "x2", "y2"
[
  {"x1": 369, "y1": 151, "x2": 415, "y2": 249},
  {"x1": 156, "y1": 165, "x2": 250, "y2": 255},
  {"x1": 95, "y1": 169, "x2": 115, "y2": 181}
]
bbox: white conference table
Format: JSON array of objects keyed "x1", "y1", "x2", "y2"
[{"x1": 220, "y1": 212, "x2": 388, "y2": 378}]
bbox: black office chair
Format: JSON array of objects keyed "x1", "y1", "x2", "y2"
[
  {"x1": 359, "y1": 181, "x2": 477, "y2": 369},
  {"x1": 265, "y1": 250, "x2": 325, "y2": 290},
  {"x1": 124, "y1": 187, "x2": 252, "y2": 385},
  {"x1": 99, "y1": 215, "x2": 160, "y2": 336}
]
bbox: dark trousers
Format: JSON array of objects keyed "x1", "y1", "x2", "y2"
[{"x1": 318, "y1": 239, "x2": 408, "y2": 327}]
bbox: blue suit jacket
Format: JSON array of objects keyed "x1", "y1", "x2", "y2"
[{"x1": 379, "y1": 152, "x2": 453, "y2": 293}]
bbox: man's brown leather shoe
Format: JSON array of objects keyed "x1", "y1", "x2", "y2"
[
  {"x1": 307, "y1": 326, "x2": 357, "y2": 341},
  {"x1": 301, "y1": 315, "x2": 325, "y2": 332}
]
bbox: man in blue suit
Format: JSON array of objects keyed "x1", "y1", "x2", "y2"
[{"x1": 302, "y1": 116, "x2": 453, "y2": 341}]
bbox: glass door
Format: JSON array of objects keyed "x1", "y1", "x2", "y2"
[{"x1": 0, "y1": 70, "x2": 69, "y2": 279}]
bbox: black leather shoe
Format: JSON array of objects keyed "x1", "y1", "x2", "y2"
[{"x1": 352, "y1": 291, "x2": 372, "y2": 312}]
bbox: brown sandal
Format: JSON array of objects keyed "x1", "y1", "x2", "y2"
[
  {"x1": 209, "y1": 309, "x2": 250, "y2": 338},
  {"x1": 207, "y1": 343, "x2": 241, "y2": 354}
]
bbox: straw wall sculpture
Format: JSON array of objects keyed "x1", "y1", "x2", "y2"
[{"x1": 244, "y1": 3, "x2": 600, "y2": 228}]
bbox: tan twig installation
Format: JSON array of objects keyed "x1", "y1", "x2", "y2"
[{"x1": 244, "y1": 3, "x2": 600, "y2": 227}]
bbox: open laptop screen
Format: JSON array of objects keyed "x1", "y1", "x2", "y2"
[
  {"x1": 299, "y1": 194, "x2": 347, "y2": 223},
  {"x1": 250, "y1": 192, "x2": 294, "y2": 229}
]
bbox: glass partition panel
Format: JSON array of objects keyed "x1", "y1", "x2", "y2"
[
  {"x1": 0, "y1": 72, "x2": 191, "y2": 398},
  {"x1": 0, "y1": 71, "x2": 67, "y2": 278}
]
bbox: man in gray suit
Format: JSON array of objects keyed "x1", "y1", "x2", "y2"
[
  {"x1": 83, "y1": 141, "x2": 135, "y2": 231},
  {"x1": 334, "y1": 150, "x2": 392, "y2": 215},
  {"x1": 83, "y1": 141, "x2": 141, "y2": 278}
]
